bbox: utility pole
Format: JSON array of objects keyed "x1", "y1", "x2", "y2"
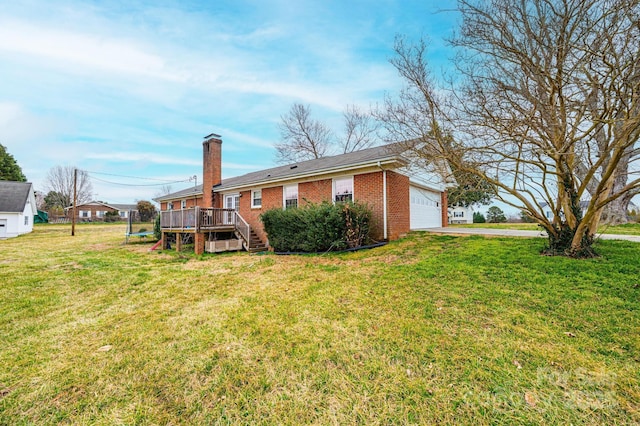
[{"x1": 71, "y1": 168, "x2": 77, "y2": 236}]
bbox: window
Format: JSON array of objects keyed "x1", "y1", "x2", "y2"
[
  {"x1": 181, "y1": 199, "x2": 187, "y2": 209},
  {"x1": 454, "y1": 211, "x2": 464, "y2": 218},
  {"x1": 96, "y1": 211, "x2": 105, "y2": 218},
  {"x1": 80, "y1": 210, "x2": 90, "y2": 218},
  {"x1": 168, "y1": 202, "x2": 174, "y2": 210},
  {"x1": 25, "y1": 216, "x2": 29, "y2": 225},
  {"x1": 283, "y1": 184, "x2": 298, "y2": 209},
  {"x1": 252, "y1": 189, "x2": 262, "y2": 208},
  {"x1": 333, "y1": 177, "x2": 353, "y2": 203},
  {"x1": 119, "y1": 211, "x2": 127, "y2": 218}
]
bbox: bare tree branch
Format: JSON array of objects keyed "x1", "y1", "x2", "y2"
[
  {"x1": 341, "y1": 104, "x2": 379, "y2": 153},
  {"x1": 45, "y1": 165, "x2": 93, "y2": 208},
  {"x1": 275, "y1": 103, "x2": 334, "y2": 164}
]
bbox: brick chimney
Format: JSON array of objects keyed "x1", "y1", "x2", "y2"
[{"x1": 202, "y1": 133, "x2": 222, "y2": 208}]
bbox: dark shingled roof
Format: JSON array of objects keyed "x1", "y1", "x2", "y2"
[
  {"x1": 0, "y1": 181, "x2": 32, "y2": 212},
  {"x1": 153, "y1": 143, "x2": 409, "y2": 201},
  {"x1": 109, "y1": 203, "x2": 139, "y2": 211},
  {"x1": 215, "y1": 143, "x2": 406, "y2": 191},
  {"x1": 153, "y1": 184, "x2": 203, "y2": 202}
]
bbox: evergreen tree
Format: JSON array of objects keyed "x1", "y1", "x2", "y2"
[
  {"x1": 486, "y1": 206, "x2": 507, "y2": 223},
  {"x1": 0, "y1": 144, "x2": 27, "y2": 181}
]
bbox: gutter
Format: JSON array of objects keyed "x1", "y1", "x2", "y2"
[
  {"x1": 378, "y1": 161, "x2": 388, "y2": 241},
  {"x1": 215, "y1": 157, "x2": 405, "y2": 193}
]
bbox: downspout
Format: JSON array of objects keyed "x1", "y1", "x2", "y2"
[{"x1": 378, "y1": 161, "x2": 388, "y2": 240}]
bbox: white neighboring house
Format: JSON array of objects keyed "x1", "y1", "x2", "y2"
[
  {"x1": 449, "y1": 205, "x2": 474, "y2": 224},
  {"x1": 0, "y1": 181, "x2": 37, "y2": 239}
]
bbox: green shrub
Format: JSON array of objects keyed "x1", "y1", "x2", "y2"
[
  {"x1": 473, "y1": 212, "x2": 486, "y2": 223},
  {"x1": 154, "y1": 215, "x2": 161, "y2": 240},
  {"x1": 104, "y1": 211, "x2": 120, "y2": 222},
  {"x1": 260, "y1": 201, "x2": 372, "y2": 252}
]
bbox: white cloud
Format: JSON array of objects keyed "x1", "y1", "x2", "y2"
[{"x1": 0, "y1": 20, "x2": 187, "y2": 82}]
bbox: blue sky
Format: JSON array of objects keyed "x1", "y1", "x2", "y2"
[{"x1": 1, "y1": 0, "x2": 458, "y2": 203}]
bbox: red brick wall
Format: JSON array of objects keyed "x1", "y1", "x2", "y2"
[
  {"x1": 386, "y1": 171, "x2": 410, "y2": 240},
  {"x1": 231, "y1": 171, "x2": 413, "y2": 245},
  {"x1": 299, "y1": 179, "x2": 332, "y2": 205},
  {"x1": 160, "y1": 196, "x2": 203, "y2": 211},
  {"x1": 354, "y1": 172, "x2": 385, "y2": 241},
  {"x1": 72, "y1": 204, "x2": 118, "y2": 221},
  {"x1": 237, "y1": 186, "x2": 284, "y2": 244},
  {"x1": 202, "y1": 137, "x2": 222, "y2": 208}
]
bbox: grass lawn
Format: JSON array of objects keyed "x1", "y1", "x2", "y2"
[
  {"x1": 452, "y1": 222, "x2": 640, "y2": 235},
  {"x1": 1, "y1": 224, "x2": 639, "y2": 424}
]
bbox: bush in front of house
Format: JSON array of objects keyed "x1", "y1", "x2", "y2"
[
  {"x1": 104, "y1": 211, "x2": 120, "y2": 222},
  {"x1": 260, "y1": 201, "x2": 372, "y2": 252}
]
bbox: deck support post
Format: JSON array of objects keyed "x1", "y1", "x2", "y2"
[
  {"x1": 194, "y1": 232, "x2": 205, "y2": 255},
  {"x1": 175, "y1": 233, "x2": 183, "y2": 252}
]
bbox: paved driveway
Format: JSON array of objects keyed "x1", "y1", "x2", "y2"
[{"x1": 420, "y1": 227, "x2": 640, "y2": 243}]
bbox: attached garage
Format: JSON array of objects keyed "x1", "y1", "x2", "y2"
[{"x1": 409, "y1": 185, "x2": 442, "y2": 229}]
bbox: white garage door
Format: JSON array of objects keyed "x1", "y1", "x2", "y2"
[{"x1": 410, "y1": 186, "x2": 442, "y2": 229}]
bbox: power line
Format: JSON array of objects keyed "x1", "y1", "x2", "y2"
[
  {"x1": 83, "y1": 170, "x2": 194, "y2": 187},
  {"x1": 89, "y1": 176, "x2": 192, "y2": 187},
  {"x1": 85, "y1": 170, "x2": 191, "y2": 182}
]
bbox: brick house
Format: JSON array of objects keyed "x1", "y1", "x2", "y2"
[
  {"x1": 156, "y1": 134, "x2": 450, "y2": 254},
  {"x1": 65, "y1": 201, "x2": 138, "y2": 222}
]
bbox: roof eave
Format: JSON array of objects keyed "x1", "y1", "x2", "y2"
[
  {"x1": 215, "y1": 157, "x2": 405, "y2": 193},
  {"x1": 153, "y1": 191, "x2": 204, "y2": 202}
]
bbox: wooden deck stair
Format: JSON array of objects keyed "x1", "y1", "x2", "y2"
[{"x1": 243, "y1": 229, "x2": 268, "y2": 253}]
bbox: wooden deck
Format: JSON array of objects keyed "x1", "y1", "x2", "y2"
[{"x1": 159, "y1": 207, "x2": 261, "y2": 253}]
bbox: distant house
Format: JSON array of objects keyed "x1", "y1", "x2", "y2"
[
  {"x1": 65, "y1": 201, "x2": 138, "y2": 222},
  {"x1": 0, "y1": 181, "x2": 37, "y2": 239},
  {"x1": 449, "y1": 205, "x2": 474, "y2": 224},
  {"x1": 155, "y1": 134, "x2": 451, "y2": 254}
]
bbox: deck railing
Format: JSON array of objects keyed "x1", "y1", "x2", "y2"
[
  {"x1": 160, "y1": 207, "x2": 241, "y2": 231},
  {"x1": 234, "y1": 212, "x2": 251, "y2": 248},
  {"x1": 198, "y1": 208, "x2": 238, "y2": 229},
  {"x1": 160, "y1": 208, "x2": 197, "y2": 230}
]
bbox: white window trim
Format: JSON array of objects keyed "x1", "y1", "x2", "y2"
[
  {"x1": 251, "y1": 189, "x2": 262, "y2": 209},
  {"x1": 283, "y1": 184, "x2": 298, "y2": 210},
  {"x1": 181, "y1": 199, "x2": 187, "y2": 209},
  {"x1": 332, "y1": 176, "x2": 354, "y2": 203},
  {"x1": 224, "y1": 193, "x2": 240, "y2": 211}
]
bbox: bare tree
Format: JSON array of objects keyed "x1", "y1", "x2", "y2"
[
  {"x1": 380, "y1": 1, "x2": 640, "y2": 257},
  {"x1": 275, "y1": 103, "x2": 380, "y2": 163},
  {"x1": 341, "y1": 104, "x2": 380, "y2": 153},
  {"x1": 44, "y1": 166, "x2": 93, "y2": 208},
  {"x1": 154, "y1": 184, "x2": 173, "y2": 199},
  {"x1": 275, "y1": 103, "x2": 334, "y2": 163}
]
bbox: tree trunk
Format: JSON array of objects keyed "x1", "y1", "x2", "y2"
[{"x1": 599, "y1": 172, "x2": 633, "y2": 225}]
